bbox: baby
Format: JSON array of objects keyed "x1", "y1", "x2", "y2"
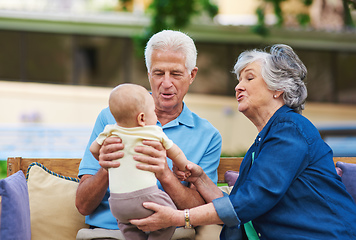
[{"x1": 90, "y1": 83, "x2": 190, "y2": 240}]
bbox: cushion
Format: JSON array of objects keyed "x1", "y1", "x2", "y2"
[
  {"x1": 26, "y1": 163, "x2": 89, "y2": 240},
  {"x1": 219, "y1": 185, "x2": 234, "y2": 195},
  {"x1": 336, "y1": 161, "x2": 356, "y2": 203},
  {"x1": 0, "y1": 170, "x2": 31, "y2": 240},
  {"x1": 224, "y1": 170, "x2": 239, "y2": 187},
  {"x1": 76, "y1": 228, "x2": 125, "y2": 240},
  {"x1": 195, "y1": 224, "x2": 223, "y2": 240}
]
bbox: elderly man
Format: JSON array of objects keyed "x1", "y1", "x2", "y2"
[{"x1": 75, "y1": 30, "x2": 222, "y2": 238}]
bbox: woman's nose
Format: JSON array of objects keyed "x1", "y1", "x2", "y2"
[{"x1": 235, "y1": 81, "x2": 241, "y2": 91}]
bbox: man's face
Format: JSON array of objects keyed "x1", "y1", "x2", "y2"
[{"x1": 148, "y1": 49, "x2": 197, "y2": 114}]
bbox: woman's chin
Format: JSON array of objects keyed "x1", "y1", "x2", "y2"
[{"x1": 237, "y1": 104, "x2": 247, "y2": 113}]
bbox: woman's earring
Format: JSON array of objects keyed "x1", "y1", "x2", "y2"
[{"x1": 273, "y1": 95, "x2": 277, "y2": 98}]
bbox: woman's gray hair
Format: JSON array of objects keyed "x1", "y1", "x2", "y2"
[
  {"x1": 144, "y1": 30, "x2": 197, "y2": 74},
  {"x1": 234, "y1": 44, "x2": 307, "y2": 114}
]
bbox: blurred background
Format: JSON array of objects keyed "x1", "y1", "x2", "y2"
[{"x1": 0, "y1": 0, "x2": 356, "y2": 177}]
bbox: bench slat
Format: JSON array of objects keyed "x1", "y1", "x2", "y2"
[
  {"x1": 7, "y1": 157, "x2": 81, "y2": 179},
  {"x1": 7, "y1": 156, "x2": 356, "y2": 183}
]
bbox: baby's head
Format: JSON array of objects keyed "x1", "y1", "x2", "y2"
[{"x1": 109, "y1": 83, "x2": 157, "y2": 128}]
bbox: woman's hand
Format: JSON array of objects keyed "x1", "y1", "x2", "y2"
[
  {"x1": 129, "y1": 202, "x2": 181, "y2": 232},
  {"x1": 133, "y1": 140, "x2": 172, "y2": 180},
  {"x1": 98, "y1": 136, "x2": 124, "y2": 170},
  {"x1": 172, "y1": 164, "x2": 190, "y2": 181}
]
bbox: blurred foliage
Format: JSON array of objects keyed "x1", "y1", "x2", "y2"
[
  {"x1": 117, "y1": 0, "x2": 355, "y2": 43},
  {"x1": 303, "y1": 0, "x2": 313, "y2": 5},
  {"x1": 252, "y1": 0, "x2": 355, "y2": 36},
  {"x1": 119, "y1": 0, "x2": 132, "y2": 11},
  {"x1": 343, "y1": 0, "x2": 355, "y2": 28},
  {"x1": 251, "y1": 7, "x2": 269, "y2": 37},
  {"x1": 267, "y1": 0, "x2": 286, "y2": 27},
  {"x1": 119, "y1": 0, "x2": 218, "y2": 56},
  {"x1": 0, "y1": 161, "x2": 6, "y2": 179},
  {"x1": 297, "y1": 13, "x2": 311, "y2": 26},
  {"x1": 221, "y1": 151, "x2": 246, "y2": 158}
]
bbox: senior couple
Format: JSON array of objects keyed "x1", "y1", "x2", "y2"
[{"x1": 76, "y1": 30, "x2": 356, "y2": 240}]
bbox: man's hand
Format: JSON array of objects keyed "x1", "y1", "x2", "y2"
[
  {"x1": 133, "y1": 140, "x2": 171, "y2": 180},
  {"x1": 98, "y1": 136, "x2": 124, "y2": 170},
  {"x1": 134, "y1": 140, "x2": 207, "y2": 209}
]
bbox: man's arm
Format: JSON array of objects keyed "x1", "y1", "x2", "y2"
[
  {"x1": 76, "y1": 137, "x2": 123, "y2": 215},
  {"x1": 134, "y1": 140, "x2": 206, "y2": 209},
  {"x1": 76, "y1": 170, "x2": 109, "y2": 215}
]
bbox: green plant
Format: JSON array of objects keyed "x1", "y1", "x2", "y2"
[
  {"x1": 252, "y1": 0, "x2": 355, "y2": 36},
  {"x1": 251, "y1": 7, "x2": 269, "y2": 37},
  {"x1": 220, "y1": 152, "x2": 246, "y2": 158},
  {"x1": 343, "y1": 0, "x2": 355, "y2": 28},
  {"x1": 119, "y1": 0, "x2": 218, "y2": 55},
  {"x1": 0, "y1": 160, "x2": 7, "y2": 180}
]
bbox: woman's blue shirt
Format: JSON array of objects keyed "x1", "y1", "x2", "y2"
[{"x1": 213, "y1": 105, "x2": 356, "y2": 240}]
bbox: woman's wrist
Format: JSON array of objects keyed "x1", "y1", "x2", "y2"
[
  {"x1": 172, "y1": 210, "x2": 186, "y2": 227},
  {"x1": 191, "y1": 171, "x2": 209, "y2": 188},
  {"x1": 183, "y1": 209, "x2": 193, "y2": 229}
]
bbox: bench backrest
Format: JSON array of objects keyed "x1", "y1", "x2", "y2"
[
  {"x1": 7, "y1": 157, "x2": 81, "y2": 179},
  {"x1": 7, "y1": 156, "x2": 356, "y2": 183}
]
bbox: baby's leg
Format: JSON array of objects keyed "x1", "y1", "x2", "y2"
[
  {"x1": 109, "y1": 186, "x2": 178, "y2": 240},
  {"x1": 110, "y1": 192, "x2": 153, "y2": 240},
  {"x1": 144, "y1": 187, "x2": 177, "y2": 240}
]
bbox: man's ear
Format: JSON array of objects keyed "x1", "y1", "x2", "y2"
[
  {"x1": 137, "y1": 112, "x2": 146, "y2": 127},
  {"x1": 189, "y1": 67, "x2": 198, "y2": 85}
]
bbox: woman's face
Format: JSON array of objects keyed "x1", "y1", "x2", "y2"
[{"x1": 235, "y1": 61, "x2": 275, "y2": 115}]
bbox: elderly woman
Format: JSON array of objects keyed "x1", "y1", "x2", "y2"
[{"x1": 130, "y1": 44, "x2": 356, "y2": 239}]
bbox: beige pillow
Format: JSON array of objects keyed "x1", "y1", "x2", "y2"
[{"x1": 27, "y1": 164, "x2": 89, "y2": 240}]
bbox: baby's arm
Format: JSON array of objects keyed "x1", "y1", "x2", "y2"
[
  {"x1": 89, "y1": 141, "x2": 101, "y2": 161},
  {"x1": 166, "y1": 143, "x2": 191, "y2": 171}
]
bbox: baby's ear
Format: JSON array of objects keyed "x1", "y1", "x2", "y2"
[{"x1": 137, "y1": 112, "x2": 146, "y2": 126}]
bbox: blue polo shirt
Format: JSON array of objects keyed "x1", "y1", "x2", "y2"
[
  {"x1": 79, "y1": 103, "x2": 222, "y2": 229},
  {"x1": 213, "y1": 105, "x2": 356, "y2": 240}
]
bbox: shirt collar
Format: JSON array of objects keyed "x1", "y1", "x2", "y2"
[
  {"x1": 259, "y1": 105, "x2": 292, "y2": 138},
  {"x1": 159, "y1": 102, "x2": 195, "y2": 129}
]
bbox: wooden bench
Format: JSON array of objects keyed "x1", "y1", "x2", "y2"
[
  {"x1": 7, "y1": 157, "x2": 81, "y2": 179},
  {"x1": 7, "y1": 156, "x2": 356, "y2": 183}
]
